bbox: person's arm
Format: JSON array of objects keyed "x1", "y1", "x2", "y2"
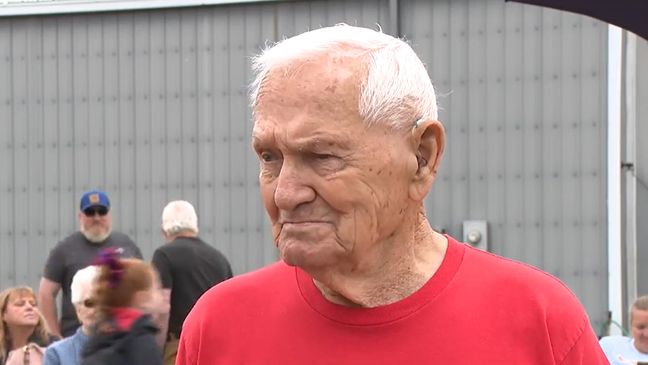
[
  {"x1": 151, "y1": 249, "x2": 172, "y2": 348},
  {"x1": 153, "y1": 289, "x2": 171, "y2": 349},
  {"x1": 38, "y1": 277, "x2": 62, "y2": 338}
]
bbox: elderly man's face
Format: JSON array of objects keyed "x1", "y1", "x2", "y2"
[
  {"x1": 253, "y1": 56, "x2": 424, "y2": 273},
  {"x1": 632, "y1": 308, "x2": 648, "y2": 353},
  {"x1": 78, "y1": 208, "x2": 112, "y2": 243}
]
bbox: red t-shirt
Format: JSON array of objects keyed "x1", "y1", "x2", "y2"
[{"x1": 177, "y1": 237, "x2": 609, "y2": 364}]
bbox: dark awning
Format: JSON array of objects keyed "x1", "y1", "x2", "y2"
[{"x1": 506, "y1": 0, "x2": 648, "y2": 40}]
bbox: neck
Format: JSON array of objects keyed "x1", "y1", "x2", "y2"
[
  {"x1": 81, "y1": 325, "x2": 91, "y2": 336},
  {"x1": 8, "y1": 325, "x2": 34, "y2": 350},
  {"x1": 167, "y1": 231, "x2": 197, "y2": 242},
  {"x1": 312, "y1": 212, "x2": 448, "y2": 307}
]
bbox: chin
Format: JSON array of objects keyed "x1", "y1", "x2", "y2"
[
  {"x1": 279, "y1": 243, "x2": 340, "y2": 273},
  {"x1": 82, "y1": 229, "x2": 111, "y2": 243}
]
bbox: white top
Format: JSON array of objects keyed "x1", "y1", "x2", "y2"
[{"x1": 600, "y1": 336, "x2": 648, "y2": 365}]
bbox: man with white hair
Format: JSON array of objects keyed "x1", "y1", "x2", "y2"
[
  {"x1": 43, "y1": 265, "x2": 99, "y2": 365},
  {"x1": 152, "y1": 200, "x2": 232, "y2": 365},
  {"x1": 38, "y1": 190, "x2": 142, "y2": 338},
  {"x1": 176, "y1": 24, "x2": 607, "y2": 364}
]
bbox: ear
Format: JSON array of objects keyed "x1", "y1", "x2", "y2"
[{"x1": 409, "y1": 119, "x2": 445, "y2": 201}]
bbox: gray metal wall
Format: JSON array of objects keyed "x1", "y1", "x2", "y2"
[
  {"x1": 0, "y1": 0, "x2": 611, "y2": 331},
  {"x1": 402, "y1": 0, "x2": 609, "y2": 329},
  {"x1": 635, "y1": 36, "x2": 648, "y2": 297}
]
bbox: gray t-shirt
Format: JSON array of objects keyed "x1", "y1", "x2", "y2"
[{"x1": 43, "y1": 231, "x2": 142, "y2": 337}]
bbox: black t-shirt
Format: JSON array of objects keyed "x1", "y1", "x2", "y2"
[
  {"x1": 151, "y1": 236, "x2": 233, "y2": 336},
  {"x1": 43, "y1": 231, "x2": 142, "y2": 337}
]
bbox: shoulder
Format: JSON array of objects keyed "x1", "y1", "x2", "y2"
[
  {"x1": 45, "y1": 335, "x2": 74, "y2": 354},
  {"x1": 599, "y1": 335, "x2": 631, "y2": 348},
  {"x1": 132, "y1": 314, "x2": 160, "y2": 335},
  {"x1": 54, "y1": 232, "x2": 86, "y2": 249},
  {"x1": 201, "y1": 261, "x2": 289, "y2": 300},
  {"x1": 109, "y1": 231, "x2": 136, "y2": 244},
  {"x1": 457, "y1": 241, "x2": 598, "y2": 362},
  {"x1": 43, "y1": 345, "x2": 61, "y2": 362},
  {"x1": 461, "y1": 243, "x2": 579, "y2": 302},
  {"x1": 184, "y1": 262, "x2": 292, "y2": 324}
]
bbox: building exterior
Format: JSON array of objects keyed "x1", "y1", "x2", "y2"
[{"x1": 0, "y1": 0, "x2": 645, "y2": 335}]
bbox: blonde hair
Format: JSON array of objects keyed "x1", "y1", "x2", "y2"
[
  {"x1": 0, "y1": 287, "x2": 50, "y2": 364},
  {"x1": 630, "y1": 295, "x2": 648, "y2": 324}
]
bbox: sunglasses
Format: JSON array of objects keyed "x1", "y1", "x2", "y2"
[
  {"x1": 83, "y1": 207, "x2": 109, "y2": 217},
  {"x1": 82, "y1": 299, "x2": 96, "y2": 308}
]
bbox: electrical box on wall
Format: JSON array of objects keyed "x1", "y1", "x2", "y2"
[{"x1": 462, "y1": 220, "x2": 488, "y2": 251}]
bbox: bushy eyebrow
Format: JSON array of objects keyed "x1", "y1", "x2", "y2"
[
  {"x1": 252, "y1": 134, "x2": 351, "y2": 153},
  {"x1": 297, "y1": 137, "x2": 351, "y2": 152}
]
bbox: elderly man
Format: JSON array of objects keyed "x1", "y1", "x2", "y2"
[
  {"x1": 177, "y1": 25, "x2": 607, "y2": 364},
  {"x1": 151, "y1": 200, "x2": 232, "y2": 365},
  {"x1": 38, "y1": 190, "x2": 142, "y2": 338},
  {"x1": 600, "y1": 296, "x2": 648, "y2": 364},
  {"x1": 43, "y1": 265, "x2": 99, "y2": 365}
]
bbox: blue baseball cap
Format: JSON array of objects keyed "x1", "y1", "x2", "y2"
[{"x1": 80, "y1": 190, "x2": 111, "y2": 211}]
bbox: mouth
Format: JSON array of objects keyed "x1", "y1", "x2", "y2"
[{"x1": 281, "y1": 221, "x2": 332, "y2": 229}]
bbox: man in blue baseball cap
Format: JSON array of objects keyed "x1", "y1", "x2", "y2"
[{"x1": 38, "y1": 189, "x2": 143, "y2": 338}]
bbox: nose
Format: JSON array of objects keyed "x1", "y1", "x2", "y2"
[{"x1": 273, "y1": 160, "x2": 316, "y2": 211}]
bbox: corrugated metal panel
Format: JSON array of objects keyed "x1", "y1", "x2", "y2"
[
  {"x1": 0, "y1": 0, "x2": 392, "y2": 290},
  {"x1": 0, "y1": 0, "x2": 611, "y2": 330},
  {"x1": 636, "y1": 36, "x2": 648, "y2": 296},
  {"x1": 0, "y1": 5, "x2": 279, "y2": 288},
  {"x1": 275, "y1": 0, "x2": 391, "y2": 37},
  {"x1": 402, "y1": 0, "x2": 608, "y2": 329}
]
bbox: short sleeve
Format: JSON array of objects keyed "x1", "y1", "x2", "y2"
[
  {"x1": 558, "y1": 321, "x2": 610, "y2": 365},
  {"x1": 151, "y1": 249, "x2": 173, "y2": 289},
  {"x1": 43, "y1": 245, "x2": 66, "y2": 284}
]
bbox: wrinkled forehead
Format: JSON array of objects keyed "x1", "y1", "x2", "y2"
[{"x1": 255, "y1": 55, "x2": 364, "y2": 114}]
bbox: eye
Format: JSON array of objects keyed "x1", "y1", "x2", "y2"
[
  {"x1": 314, "y1": 153, "x2": 335, "y2": 160},
  {"x1": 260, "y1": 151, "x2": 276, "y2": 162}
]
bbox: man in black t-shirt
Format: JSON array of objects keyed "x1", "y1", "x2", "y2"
[
  {"x1": 152, "y1": 200, "x2": 233, "y2": 365},
  {"x1": 38, "y1": 189, "x2": 142, "y2": 338}
]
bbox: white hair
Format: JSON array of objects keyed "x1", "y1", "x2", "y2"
[
  {"x1": 71, "y1": 265, "x2": 99, "y2": 304},
  {"x1": 250, "y1": 24, "x2": 438, "y2": 129},
  {"x1": 161, "y1": 200, "x2": 199, "y2": 236}
]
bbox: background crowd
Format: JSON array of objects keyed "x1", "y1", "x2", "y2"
[{"x1": 1, "y1": 190, "x2": 232, "y2": 365}]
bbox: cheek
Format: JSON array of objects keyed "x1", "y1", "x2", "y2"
[
  {"x1": 3, "y1": 309, "x2": 18, "y2": 322},
  {"x1": 260, "y1": 183, "x2": 278, "y2": 218}
]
